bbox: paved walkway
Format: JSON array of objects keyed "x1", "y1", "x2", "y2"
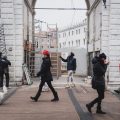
[{"x1": 0, "y1": 78, "x2": 120, "y2": 120}]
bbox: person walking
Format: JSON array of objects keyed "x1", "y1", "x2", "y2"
[
  {"x1": 2, "y1": 56, "x2": 11, "y2": 88},
  {"x1": 30, "y1": 50, "x2": 59, "y2": 102},
  {"x1": 60, "y1": 52, "x2": 76, "y2": 88},
  {"x1": 86, "y1": 53, "x2": 108, "y2": 114},
  {"x1": 0, "y1": 52, "x2": 4, "y2": 88}
]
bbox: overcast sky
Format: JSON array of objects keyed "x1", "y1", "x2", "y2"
[{"x1": 35, "y1": 0, "x2": 87, "y2": 30}]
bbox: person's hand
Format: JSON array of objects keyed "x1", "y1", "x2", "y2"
[
  {"x1": 36, "y1": 72, "x2": 40, "y2": 77},
  {"x1": 104, "y1": 60, "x2": 109, "y2": 65},
  {"x1": 59, "y1": 56, "x2": 62, "y2": 59}
]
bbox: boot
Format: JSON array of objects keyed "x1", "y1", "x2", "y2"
[
  {"x1": 96, "y1": 105, "x2": 106, "y2": 114},
  {"x1": 51, "y1": 92, "x2": 59, "y2": 102},
  {"x1": 30, "y1": 96, "x2": 38, "y2": 102},
  {"x1": 86, "y1": 104, "x2": 92, "y2": 113},
  {"x1": 96, "y1": 110, "x2": 106, "y2": 114},
  {"x1": 114, "y1": 90, "x2": 120, "y2": 94}
]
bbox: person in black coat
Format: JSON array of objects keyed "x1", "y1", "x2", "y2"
[
  {"x1": 86, "y1": 53, "x2": 108, "y2": 114},
  {"x1": 3, "y1": 56, "x2": 11, "y2": 88},
  {"x1": 31, "y1": 50, "x2": 59, "y2": 102},
  {"x1": 60, "y1": 52, "x2": 76, "y2": 87},
  {"x1": 0, "y1": 52, "x2": 5, "y2": 88}
]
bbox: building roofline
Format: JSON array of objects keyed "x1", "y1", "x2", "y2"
[{"x1": 58, "y1": 22, "x2": 87, "y2": 33}]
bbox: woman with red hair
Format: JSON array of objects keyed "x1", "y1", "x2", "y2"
[{"x1": 31, "y1": 50, "x2": 59, "y2": 102}]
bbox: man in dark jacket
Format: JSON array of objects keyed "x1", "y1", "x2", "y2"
[
  {"x1": 60, "y1": 52, "x2": 76, "y2": 87},
  {"x1": 3, "y1": 56, "x2": 11, "y2": 88},
  {"x1": 31, "y1": 50, "x2": 59, "y2": 102},
  {"x1": 0, "y1": 52, "x2": 4, "y2": 88},
  {"x1": 86, "y1": 53, "x2": 108, "y2": 114}
]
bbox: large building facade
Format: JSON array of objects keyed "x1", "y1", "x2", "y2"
[
  {"x1": 58, "y1": 20, "x2": 87, "y2": 49},
  {"x1": 0, "y1": 0, "x2": 36, "y2": 83},
  {"x1": 86, "y1": 0, "x2": 120, "y2": 86}
]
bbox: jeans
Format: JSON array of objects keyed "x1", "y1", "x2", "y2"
[{"x1": 67, "y1": 70, "x2": 74, "y2": 83}]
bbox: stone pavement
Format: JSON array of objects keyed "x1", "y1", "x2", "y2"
[
  {"x1": 0, "y1": 87, "x2": 17, "y2": 105},
  {"x1": 0, "y1": 77, "x2": 120, "y2": 120}
]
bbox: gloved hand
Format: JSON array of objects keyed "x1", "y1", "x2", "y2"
[
  {"x1": 36, "y1": 72, "x2": 41, "y2": 77},
  {"x1": 59, "y1": 56, "x2": 62, "y2": 59}
]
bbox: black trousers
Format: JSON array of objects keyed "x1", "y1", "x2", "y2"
[
  {"x1": 0, "y1": 73, "x2": 9, "y2": 87},
  {"x1": 0, "y1": 73, "x2": 3, "y2": 87},
  {"x1": 4, "y1": 73, "x2": 10, "y2": 87},
  {"x1": 34, "y1": 80, "x2": 57, "y2": 100},
  {"x1": 89, "y1": 86, "x2": 105, "y2": 110}
]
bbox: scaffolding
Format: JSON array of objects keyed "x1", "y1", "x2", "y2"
[
  {"x1": 0, "y1": 0, "x2": 7, "y2": 55},
  {"x1": 0, "y1": 23, "x2": 7, "y2": 55}
]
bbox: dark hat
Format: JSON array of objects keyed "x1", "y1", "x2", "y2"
[
  {"x1": 99, "y1": 53, "x2": 106, "y2": 59},
  {"x1": 70, "y1": 52, "x2": 74, "y2": 56},
  {"x1": 3, "y1": 55, "x2": 7, "y2": 59}
]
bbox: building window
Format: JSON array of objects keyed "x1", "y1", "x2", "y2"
[
  {"x1": 76, "y1": 40, "x2": 77, "y2": 46},
  {"x1": 72, "y1": 41, "x2": 73, "y2": 46},
  {"x1": 79, "y1": 29, "x2": 80, "y2": 34},
  {"x1": 84, "y1": 28, "x2": 86, "y2": 32},
  {"x1": 36, "y1": 41, "x2": 38, "y2": 48},
  {"x1": 72, "y1": 31, "x2": 74, "y2": 35},
  {"x1": 69, "y1": 31, "x2": 70, "y2": 36},
  {"x1": 79, "y1": 40, "x2": 80, "y2": 46},
  {"x1": 76, "y1": 30, "x2": 78, "y2": 35},
  {"x1": 69, "y1": 41, "x2": 70, "y2": 47},
  {"x1": 84, "y1": 39, "x2": 85, "y2": 45}
]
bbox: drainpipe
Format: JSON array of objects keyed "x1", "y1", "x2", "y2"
[{"x1": 86, "y1": 12, "x2": 90, "y2": 76}]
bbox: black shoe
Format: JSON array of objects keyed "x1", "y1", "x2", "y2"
[
  {"x1": 30, "y1": 97, "x2": 37, "y2": 102},
  {"x1": 51, "y1": 92, "x2": 59, "y2": 102},
  {"x1": 86, "y1": 104, "x2": 92, "y2": 113},
  {"x1": 96, "y1": 110, "x2": 106, "y2": 114},
  {"x1": 114, "y1": 90, "x2": 120, "y2": 94},
  {"x1": 51, "y1": 97, "x2": 59, "y2": 102}
]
